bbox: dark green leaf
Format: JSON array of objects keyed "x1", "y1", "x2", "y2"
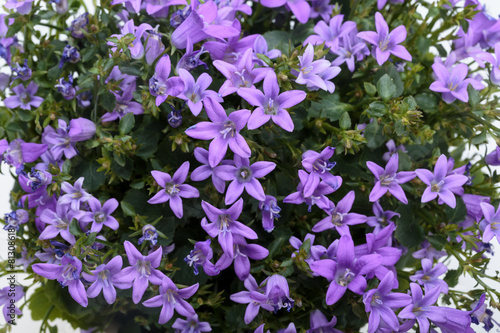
[
  {"x1": 364, "y1": 82, "x2": 377, "y2": 96},
  {"x1": 444, "y1": 267, "x2": 463, "y2": 288},
  {"x1": 364, "y1": 121, "x2": 385, "y2": 149},
  {"x1": 395, "y1": 204, "x2": 425, "y2": 248},
  {"x1": 415, "y1": 93, "x2": 438, "y2": 114},
  {"x1": 69, "y1": 218, "x2": 83, "y2": 237},
  {"x1": 73, "y1": 161, "x2": 107, "y2": 192},
  {"x1": 444, "y1": 196, "x2": 467, "y2": 224},
  {"x1": 121, "y1": 200, "x2": 136, "y2": 217},
  {"x1": 467, "y1": 84, "x2": 480, "y2": 108},
  {"x1": 263, "y1": 31, "x2": 290, "y2": 54},
  {"x1": 100, "y1": 91, "x2": 116, "y2": 112},
  {"x1": 366, "y1": 101, "x2": 388, "y2": 117},
  {"x1": 119, "y1": 113, "x2": 135, "y2": 135},
  {"x1": 339, "y1": 112, "x2": 351, "y2": 129},
  {"x1": 377, "y1": 74, "x2": 396, "y2": 102}
]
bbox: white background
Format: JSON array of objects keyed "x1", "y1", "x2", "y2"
[{"x1": 2, "y1": 0, "x2": 500, "y2": 332}]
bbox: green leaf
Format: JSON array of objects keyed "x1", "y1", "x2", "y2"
[
  {"x1": 17, "y1": 109, "x2": 35, "y2": 122},
  {"x1": 6, "y1": 20, "x2": 23, "y2": 38},
  {"x1": 339, "y1": 112, "x2": 351, "y2": 129},
  {"x1": 364, "y1": 82, "x2": 377, "y2": 96},
  {"x1": 427, "y1": 234, "x2": 447, "y2": 251},
  {"x1": 121, "y1": 200, "x2": 136, "y2": 217},
  {"x1": 69, "y1": 218, "x2": 83, "y2": 237},
  {"x1": 415, "y1": 93, "x2": 438, "y2": 114},
  {"x1": 119, "y1": 113, "x2": 135, "y2": 135},
  {"x1": 82, "y1": 232, "x2": 97, "y2": 246},
  {"x1": 62, "y1": 159, "x2": 72, "y2": 174},
  {"x1": 395, "y1": 204, "x2": 425, "y2": 248},
  {"x1": 262, "y1": 31, "x2": 290, "y2": 54},
  {"x1": 377, "y1": 74, "x2": 396, "y2": 102},
  {"x1": 308, "y1": 94, "x2": 353, "y2": 122},
  {"x1": 256, "y1": 54, "x2": 273, "y2": 67},
  {"x1": 364, "y1": 120, "x2": 385, "y2": 149},
  {"x1": 467, "y1": 84, "x2": 480, "y2": 108},
  {"x1": 471, "y1": 131, "x2": 487, "y2": 145},
  {"x1": 48, "y1": 65, "x2": 63, "y2": 81},
  {"x1": 100, "y1": 91, "x2": 116, "y2": 112},
  {"x1": 444, "y1": 196, "x2": 467, "y2": 224},
  {"x1": 444, "y1": 267, "x2": 463, "y2": 288},
  {"x1": 366, "y1": 101, "x2": 388, "y2": 117},
  {"x1": 73, "y1": 160, "x2": 107, "y2": 192}
]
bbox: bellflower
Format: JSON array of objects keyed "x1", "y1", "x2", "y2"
[
  {"x1": 11, "y1": 59, "x2": 32, "y2": 80},
  {"x1": 149, "y1": 55, "x2": 184, "y2": 106},
  {"x1": 190, "y1": 147, "x2": 228, "y2": 194},
  {"x1": 366, "y1": 201, "x2": 400, "y2": 234},
  {"x1": 147, "y1": 161, "x2": 200, "y2": 219},
  {"x1": 39, "y1": 203, "x2": 81, "y2": 244},
  {"x1": 68, "y1": 13, "x2": 88, "y2": 38},
  {"x1": 138, "y1": 224, "x2": 158, "y2": 245},
  {"x1": 366, "y1": 153, "x2": 416, "y2": 204},
  {"x1": 82, "y1": 256, "x2": 132, "y2": 304},
  {"x1": 429, "y1": 62, "x2": 485, "y2": 103},
  {"x1": 260, "y1": 0, "x2": 310, "y2": 24},
  {"x1": 412, "y1": 239, "x2": 447, "y2": 261},
  {"x1": 144, "y1": 27, "x2": 165, "y2": 65},
  {"x1": 253, "y1": 35, "x2": 281, "y2": 66},
  {"x1": 176, "y1": 36, "x2": 209, "y2": 72},
  {"x1": 1, "y1": 139, "x2": 47, "y2": 173},
  {"x1": 108, "y1": 20, "x2": 153, "y2": 58},
  {"x1": 331, "y1": 30, "x2": 369, "y2": 72},
  {"x1": 377, "y1": 0, "x2": 404, "y2": 10},
  {"x1": 382, "y1": 139, "x2": 407, "y2": 161},
  {"x1": 410, "y1": 259, "x2": 449, "y2": 294},
  {"x1": 357, "y1": 12, "x2": 412, "y2": 66},
  {"x1": 479, "y1": 202, "x2": 500, "y2": 243},
  {"x1": 290, "y1": 233, "x2": 327, "y2": 267},
  {"x1": 264, "y1": 274, "x2": 294, "y2": 312},
  {"x1": 239, "y1": 70, "x2": 306, "y2": 132},
  {"x1": 485, "y1": 146, "x2": 500, "y2": 166},
  {"x1": 3, "y1": 209, "x2": 29, "y2": 231},
  {"x1": 230, "y1": 275, "x2": 274, "y2": 324},
  {"x1": 215, "y1": 155, "x2": 276, "y2": 204},
  {"x1": 114, "y1": 241, "x2": 165, "y2": 304},
  {"x1": 0, "y1": 285, "x2": 24, "y2": 322},
  {"x1": 101, "y1": 87, "x2": 143, "y2": 122},
  {"x1": 415, "y1": 154, "x2": 469, "y2": 208},
  {"x1": 184, "y1": 239, "x2": 219, "y2": 276},
  {"x1": 172, "y1": 314, "x2": 212, "y2": 333},
  {"x1": 283, "y1": 169, "x2": 336, "y2": 211},
  {"x1": 304, "y1": 15, "x2": 357, "y2": 52},
  {"x1": 200, "y1": 198, "x2": 258, "y2": 258},
  {"x1": 178, "y1": 68, "x2": 219, "y2": 116},
  {"x1": 4, "y1": 82, "x2": 43, "y2": 110},
  {"x1": 60, "y1": 44, "x2": 80, "y2": 68},
  {"x1": 20, "y1": 167, "x2": 52, "y2": 192},
  {"x1": 79, "y1": 197, "x2": 119, "y2": 233},
  {"x1": 43, "y1": 118, "x2": 96, "y2": 160},
  {"x1": 32, "y1": 254, "x2": 88, "y2": 307},
  {"x1": 55, "y1": 76, "x2": 76, "y2": 100},
  {"x1": 4, "y1": 0, "x2": 34, "y2": 15},
  {"x1": 292, "y1": 44, "x2": 333, "y2": 91},
  {"x1": 301, "y1": 146, "x2": 342, "y2": 197},
  {"x1": 58, "y1": 177, "x2": 93, "y2": 211},
  {"x1": 309, "y1": 235, "x2": 382, "y2": 305},
  {"x1": 142, "y1": 276, "x2": 199, "y2": 324},
  {"x1": 307, "y1": 310, "x2": 342, "y2": 333},
  {"x1": 185, "y1": 97, "x2": 251, "y2": 168},
  {"x1": 309, "y1": 0, "x2": 334, "y2": 21},
  {"x1": 259, "y1": 195, "x2": 281, "y2": 232},
  {"x1": 470, "y1": 294, "x2": 495, "y2": 332}
]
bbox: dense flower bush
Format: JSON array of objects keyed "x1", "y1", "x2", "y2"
[{"x1": 2, "y1": 0, "x2": 500, "y2": 331}]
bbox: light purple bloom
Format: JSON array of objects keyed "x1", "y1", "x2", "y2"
[
  {"x1": 485, "y1": 146, "x2": 500, "y2": 166},
  {"x1": 415, "y1": 154, "x2": 469, "y2": 208},
  {"x1": 80, "y1": 197, "x2": 119, "y2": 233},
  {"x1": 0, "y1": 285, "x2": 24, "y2": 322},
  {"x1": 178, "y1": 68, "x2": 219, "y2": 116},
  {"x1": 144, "y1": 26, "x2": 165, "y2": 64},
  {"x1": 1, "y1": 139, "x2": 47, "y2": 173},
  {"x1": 190, "y1": 147, "x2": 228, "y2": 193},
  {"x1": 292, "y1": 44, "x2": 333, "y2": 91},
  {"x1": 264, "y1": 274, "x2": 294, "y2": 312},
  {"x1": 382, "y1": 140, "x2": 407, "y2": 162},
  {"x1": 259, "y1": 195, "x2": 281, "y2": 232},
  {"x1": 39, "y1": 204, "x2": 81, "y2": 244},
  {"x1": 82, "y1": 256, "x2": 131, "y2": 304},
  {"x1": 149, "y1": 55, "x2": 185, "y2": 106},
  {"x1": 148, "y1": 162, "x2": 199, "y2": 219},
  {"x1": 301, "y1": 146, "x2": 342, "y2": 197},
  {"x1": 200, "y1": 198, "x2": 257, "y2": 258},
  {"x1": 4, "y1": 0, "x2": 34, "y2": 15},
  {"x1": 216, "y1": 155, "x2": 276, "y2": 204},
  {"x1": 479, "y1": 202, "x2": 500, "y2": 243},
  {"x1": 11, "y1": 59, "x2": 32, "y2": 80},
  {"x1": 260, "y1": 0, "x2": 311, "y2": 24},
  {"x1": 253, "y1": 35, "x2": 281, "y2": 66},
  {"x1": 429, "y1": 62, "x2": 485, "y2": 104},
  {"x1": 366, "y1": 201, "x2": 400, "y2": 234},
  {"x1": 43, "y1": 118, "x2": 96, "y2": 160},
  {"x1": 331, "y1": 30, "x2": 370, "y2": 72},
  {"x1": 68, "y1": 13, "x2": 88, "y2": 38},
  {"x1": 113, "y1": 241, "x2": 165, "y2": 304},
  {"x1": 357, "y1": 12, "x2": 412, "y2": 66},
  {"x1": 412, "y1": 239, "x2": 447, "y2": 261},
  {"x1": 142, "y1": 276, "x2": 199, "y2": 324},
  {"x1": 307, "y1": 310, "x2": 343, "y2": 333},
  {"x1": 101, "y1": 88, "x2": 144, "y2": 122},
  {"x1": 366, "y1": 153, "x2": 416, "y2": 204},
  {"x1": 176, "y1": 36, "x2": 209, "y2": 72},
  {"x1": 290, "y1": 233, "x2": 327, "y2": 267},
  {"x1": 410, "y1": 259, "x2": 449, "y2": 294},
  {"x1": 312, "y1": 191, "x2": 367, "y2": 235},
  {"x1": 172, "y1": 314, "x2": 212, "y2": 333},
  {"x1": 4, "y1": 82, "x2": 43, "y2": 110},
  {"x1": 230, "y1": 274, "x2": 273, "y2": 324},
  {"x1": 58, "y1": 177, "x2": 93, "y2": 211},
  {"x1": 108, "y1": 20, "x2": 152, "y2": 58},
  {"x1": 283, "y1": 169, "x2": 336, "y2": 211},
  {"x1": 377, "y1": 0, "x2": 404, "y2": 10},
  {"x1": 32, "y1": 254, "x2": 88, "y2": 307},
  {"x1": 239, "y1": 70, "x2": 306, "y2": 132},
  {"x1": 138, "y1": 224, "x2": 158, "y2": 245},
  {"x1": 470, "y1": 294, "x2": 495, "y2": 332},
  {"x1": 185, "y1": 97, "x2": 251, "y2": 168},
  {"x1": 304, "y1": 15, "x2": 357, "y2": 52},
  {"x1": 184, "y1": 239, "x2": 219, "y2": 276}
]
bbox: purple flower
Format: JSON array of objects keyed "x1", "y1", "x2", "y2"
[
  {"x1": 259, "y1": 195, "x2": 281, "y2": 232},
  {"x1": 485, "y1": 146, "x2": 500, "y2": 166},
  {"x1": 109, "y1": 20, "x2": 152, "y2": 58},
  {"x1": 138, "y1": 224, "x2": 158, "y2": 245},
  {"x1": 68, "y1": 13, "x2": 88, "y2": 38},
  {"x1": 200, "y1": 198, "x2": 257, "y2": 258},
  {"x1": 479, "y1": 202, "x2": 500, "y2": 243},
  {"x1": 283, "y1": 169, "x2": 336, "y2": 211},
  {"x1": 290, "y1": 233, "x2": 327, "y2": 266},
  {"x1": 382, "y1": 139, "x2": 407, "y2": 162},
  {"x1": 58, "y1": 177, "x2": 93, "y2": 211},
  {"x1": 264, "y1": 274, "x2": 294, "y2": 312},
  {"x1": 20, "y1": 168, "x2": 52, "y2": 192},
  {"x1": 147, "y1": 161, "x2": 200, "y2": 219},
  {"x1": 366, "y1": 153, "x2": 416, "y2": 204},
  {"x1": 230, "y1": 275, "x2": 273, "y2": 324},
  {"x1": 307, "y1": 310, "x2": 343, "y2": 333},
  {"x1": 176, "y1": 37, "x2": 208, "y2": 72},
  {"x1": 4, "y1": 0, "x2": 34, "y2": 15},
  {"x1": 216, "y1": 155, "x2": 276, "y2": 204},
  {"x1": 55, "y1": 76, "x2": 76, "y2": 100},
  {"x1": 11, "y1": 59, "x2": 32, "y2": 80},
  {"x1": 0, "y1": 285, "x2": 24, "y2": 322},
  {"x1": 184, "y1": 239, "x2": 219, "y2": 276},
  {"x1": 43, "y1": 118, "x2": 96, "y2": 160},
  {"x1": 142, "y1": 276, "x2": 199, "y2": 324},
  {"x1": 470, "y1": 294, "x2": 495, "y2": 332},
  {"x1": 178, "y1": 68, "x2": 219, "y2": 116},
  {"x1": 312, "y1": 191, "x2": 367, "y2": 235},
  {"x1": 185, "y1": 97, "x2": 251, "y2": 168},
  {"x1": 60, "y1": 44, "x2": 80, "y2": 68},
  {"x1": 253, "y1": 35, "x2": 281, "y2": 66},
  {"x1": 172, "y1": 314, "x2": 212, "y2": 333},
  {"x1": 304, "y1": 15, "x2": 357, "y2": 52},
  {"x1": 239, "y1": 71, "x2": 306, "y2": 132},
  {"x1": 3, "y1": 209, "x2": 29, "y2": 231},
  {"x1": 410, "y1": 259, "x2": 449, "y2": 294},
  {"x1": 429, "y1": 62, "x2": 485, "y2": 103},
  {"x1": 80, "y1": 197, "x2": 119, "y2": 233},
  {"x1": 145, "y1": 26, "x2": 165, "y2": 65},
  {"x1": 4, "y1": 82, "x2": 43, "y2": 110},
  {"x1": 149, "y1": 55, "x2": 185, "y2": 106},
  {"x1": 357, "y1": 12, "x2": 412, "y2": 66},
  {"x1": 101, "y1": 89, "x2": 143, "y2": 122},
  {"x1": 260, "y1": 0, "x2": 311, "y2": 24},
  {"x1": 363, "y1": 271, "x2": 412, "y2": 333},
  {"x1": 114, "y1": 241, "x2": 165, "y2": 304},
  {"x1": 301, "y1": 146, "x2": 342, "y2": 197},
  {"x1": 32, "y1": 254, "x2": 88, "y2": 307},
  {"x1": 415, "y1": 154, "x2": 469, "y2": 208},
  {"x1": 377, "y1": 0, "x2": 404, "y2": 10},
  {"x1": 292, "y1": 44, "x2": 333, "y2": 91},
  {"x1": 309, "y1": 235, "x2": 382, "y2": 305},
  {"x1": 39, "y1": 204, "x2": 81, "y2": 244},
  {"x1": 366, "y1": 201, "x2": 400, "y2": 234},
  {"x1": 82, "y1": 256, "x2": 131, "y2": 304},
  {"x1": 190, "y1": 147, "x2": 228, "y2": 193},
  {"x1": 412, "y1": 239, "x2": 447, "y2": 261}
]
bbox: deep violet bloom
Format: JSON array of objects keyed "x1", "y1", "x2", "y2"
[
  {"x1": 68, "y1": 13, "x2": 88, "y2": 38},
  {"x1": 3, "y1": 209, "x2": 29, "y2": 231},
  {"x1": 184, "y1": 239, "x2": 219, "y2": 276},
  {"x1": 230, "y1": 275, "x2": 274, "y2": 324},
  {"x1": 82, "y1": 256, "x2": 131, "y2": 304},
  {"x1": 309, "y1": 235, "x2": 382, "y2": 305},
  {"x1": 216, "y1": 155, "x2": 276, "y2": 204},
  {"x1": 260, "y1": 0, "x2": 311, "y2": 24},
  {"x1": 138, "y1": 224, "x2": 158, "y2": 245},
  {"x1": 4, "y1": 82, "x2": 43, "y2": 110},
  {"x1": 415, "y1": 154, "x2": 469, "y2": 208},
  {"x1": 200, "y1": 198, "x2": 257, "y2": 258},
  {"x1": 147, "y1": 161, "x2": 200, "y2": 219},
  {"x1": 177, "y1": 68, "x2": 219, "y2": 116},
  {"x1": 410, "y1": 259, "x2": 448, "y2": 294},
  {"x1": 363, "y1": 271, "x2": 412, "y2": 333},
  {"x1": 190, "y1": 147, "x2": 227, "y2": 193},
  {"x1": 304, "y1": 15, "x2": 357, "y2": 52},
  {"x1": 0, "y1": 285, "x2": 24, "y2": 322},
  {"x1": 172, "y1": 314, "x2": 212, "y2": 333},
  {"x1": 149, "y1": 55, "x2": 184, "y2": 106},
  {"x1": 479, "y1": 202, "x2": 500, "y2": 243},
  {"x1": 485, "y1": 146, "x2": 500, "y2": 166},
  {"x1": 470, "y1": 294, "x2": 495, "y2": 332},
  {"x1": 142, "y1": 276, "x2": 199, "y2": 324},
  {"x1": 357, "y1": 12, "x2": 412, "y2": 66},
  {"x1": 58, "y1": 177, "x2": 93, "y2": 211},
  {"x1": 264, "y1": 274, "x2": 294, "y2": 312},
  {"x1": 301, "y1": 146, "x2": 342, "y2": 197},
  {"x1": 283, "y1": 169, "x2": 336, "y2": 211},
  {"x1": 185, "y1": 97, "x2": 251, "y2": 168},
  {"x1": 176, "y1": 36, "x2": 208, "y2": 72},
  {"x1": 11, "y1": 59, "x2": 32, "y2": 80},
  {"x1": 366, "y1": 153, "x2": 416, "y2": 204},
  {"x1": 259, "y1": 195, "x2": 281, "y2": 232},
  {"x1": 79, "y1": 197, "x2": 119, "y2": 233},
  {"x1": 292, "y1": 44, "x2": 333, "y2": 92},
  {"x1": 55, "y1": 76, "x2": 76, "y2": 100},
  {"x1": 429, "y1": 62, "x2": 484, "y2": 103},
  {"x1": 32, "y1": 254, "x2": 88, "y2": 307},
  {"x1": 60, "y1": 44, "x2": 80, "y2": 68},
  {"x1": 366, "y1": 201, "x2": 400, "y2": 234},
  {"x1": 239, "y1": 70, "x2": 306, "y2": 132},
  {"x1": 311, "y1": 191, "x2": 367, "y2": 235},
  {"x1": 113, "y1": 241, "x2": 165, "y2": 304},
  {"x1": 39, "y1": 204, "x2": 81, "y2": 244},
  {"x1": 1, "y1": 139, "x2": 48, "y2": 173},
  {"x1": 307, "y1": 310, "x2": 343, "y2": 333}
]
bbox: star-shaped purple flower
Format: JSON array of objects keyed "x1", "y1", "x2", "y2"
[{"x1": 4, "y1": 82, "x2": 43, "y2": 110}]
